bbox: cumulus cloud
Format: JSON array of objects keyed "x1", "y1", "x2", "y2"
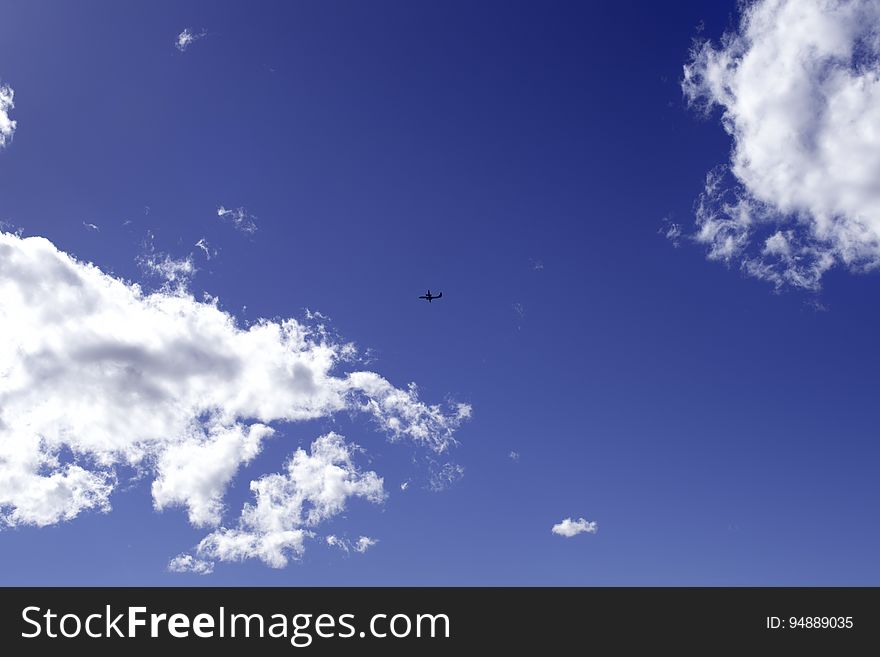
[
  {"x1": 0, "y1": 232, "x2": 469, "y2": 550},
  {"x1": 152, "y1": 423, "x2": 272, "y2": 527},
  {"x1": 191, "y1": 433, "x2": 385, "y2": 569},
  {"x1": 175, "y1": 28, "x2": 207, "y2": 53},
  {"x1": 0, "y1": 83, "x2": 15, "y2": 148},
  {"x1": 217, "y1": 206, "x2": 258, "y2": 234},
  {"x1": 551, "y1": 517, "x2": 598, "y2": 538},
  {"x1": 682, "y1": 0, "x2": 880, "y2": 289}
]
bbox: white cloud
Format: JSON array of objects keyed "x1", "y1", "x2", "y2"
[
  {"x1": 326, "y1": 534, "x2": 378, "y2": 554},
  {"x1": 175, "y1": 28, "x2": 207, "y2": 53},
  {"x1": 0, "y1": 232, "x2": 468, "y2": 544},
  {"x1": 192, "y1": 433, "x2": 385, "y2": 568},
  {"x1": 659, "y1": 218, "x2": 683, "y2": 247},
  {"x1": 152, "y1": 422, "x2": 273, "y2": 527},
  {"x1": 137, "y1": 231, "x2": 196, "y2": 287},
  {"x1": 428, "y1": 462, "x2": 465, "y2": 492},
  {"x1": 167, "y1": 553, "x2": 214, "y2": 575},
  {"x1": 139, "y1": 252, "x2": 196, "y2": 287},
  {"x1": 137, "y1": 232, "x2": 196, "y2": 288},
  {"x1": 0, "y1": 83, "x2": 15, "y2": 148},
  {"x1": 508, "y1": 450, "x2": 520, "y2": 461},
  {"x1": 217, "y1": 206, "x2": 258, "y2": 234},
  {"x1": 354, "y1": 536, "x2": 378, "y2": 553},
  {"x1": 347, "y1": 375, "x2": 471, "y2": 453},
  {"x1": 552, "y1": 517, "x2": 598, "y2": 538},
  {"x1": 195, "y1": 238, "x2": 214, "y2": 259},
  {"x1": 682, "y1": 0, "x2": 880, "y2": 289},
  {"x1": 82, "y1": 221, "x2": 99, "y2": 232}
]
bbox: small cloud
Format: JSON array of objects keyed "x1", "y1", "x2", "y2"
[
  {"x1": 0, "y1": 83, "x2": 17, "y2": 148},
  {"x1": 139, "y1": 252, "x2": 196, "y2": 287},
  {"x1": 195, "y1": 237, "x2": 215, "y2": 259},
  {"x1": 326, "y1": 535, "x2": 378, "y2": 555},
  {"x1": 400, "y1": 481, "x2": 409, "y2": 491},
  {"x1": 428, "y1": 462, "x2": 464, "y2": 492},
  {"x1": 175, "y1": 28, "x2": 207, "y2": 53},
  {"x1": 508, "y1": 450, "x2": 520, "y2": 462},
  {"x1": 304, "y1": 308, "x2": 330, "y2": 322},
  {"x1": 217, "y1": 205, "x2": 258, "y2": 234},
  {"x1": 513, "y1": 302, "x2": 525, "y2": 330},
  {"x1": 659, "y1": 217, "x2": 682, "y2": 247},
  {"x1": 354, "y1": 536, "x2": 377, "y2": 553},
  {"x1": 530, "y1": 258, "x2": 544, "y2": 271},
  {"x1": 0, "y1": 219, "x2": 22, "y2": 236},
  {"x1": 138, "y1": 231, "x2": 196, "y2": 287},
  {"x1": 82, "y1": 221, "x2": 100, "y2": 232},
  {"x1": 552, "y1": 517, "x2": 598, "y2": 538},
  {"x1": 167, "y1": 554, "x2": 214, "y2": 575}
]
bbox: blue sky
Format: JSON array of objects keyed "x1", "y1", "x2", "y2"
[{"x1": 1, "y1": 0, "x2": 880, "y2": 585}]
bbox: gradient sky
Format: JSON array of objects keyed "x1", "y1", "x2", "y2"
[{"x1": 1, "y1": 0, "x2": 880, "y2": 585}]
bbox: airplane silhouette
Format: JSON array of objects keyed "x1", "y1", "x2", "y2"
[{"x1": 419, "y1": 289, "x2": 442, "y2": 303}]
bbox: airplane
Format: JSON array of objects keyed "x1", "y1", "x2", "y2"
[{"x1": 419, "y1": 289, "x2": 442, "y2": 303}]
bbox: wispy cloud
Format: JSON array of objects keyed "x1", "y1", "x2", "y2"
[
  {"x1": 195, "y1": 237, "x2": 215, "y2": 259},
  {"x1": 167, "y1": 554, "x2": 214, "y2": 575},
  {"x1": 428, "y1": 462, "x2": 465, "y2": 492},
  {"x1": 682, "y1": 0, "x2": 880, "y2": 289},
  {"x1": 137, "y1": 231, "x2": 196, "y2": 288},
  {"x1": 139, "y1": 252, "x2": 196, "y2": 287},
  {"x1": 82, "y1": 221, "x2": 99, "y2": 232},
  {"x1": 512, "y1": 302, "x2": 525, "y2": 328},
  {"x1": 217, "y1": 205, "x2": 258, "y2": 234},
  {"x1": 659, "y1": 217, "x2": 682, "y2": 248},
  {"x1": 175, "y1": 28, "x2": 207, "y2": 53},
  {"x1": 552, "y1": 517, "x2": 598, "y2": 538},
  {"x1": 0, "y1": 83, "x2": 16, "y2": 148},
  {"x1": 326, "y1": 534, "x2": 379, "y2": 555}
]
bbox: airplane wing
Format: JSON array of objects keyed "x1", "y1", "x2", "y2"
[{"x1": 418, "y1": 295, "x2": 428, "y2": 300}]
